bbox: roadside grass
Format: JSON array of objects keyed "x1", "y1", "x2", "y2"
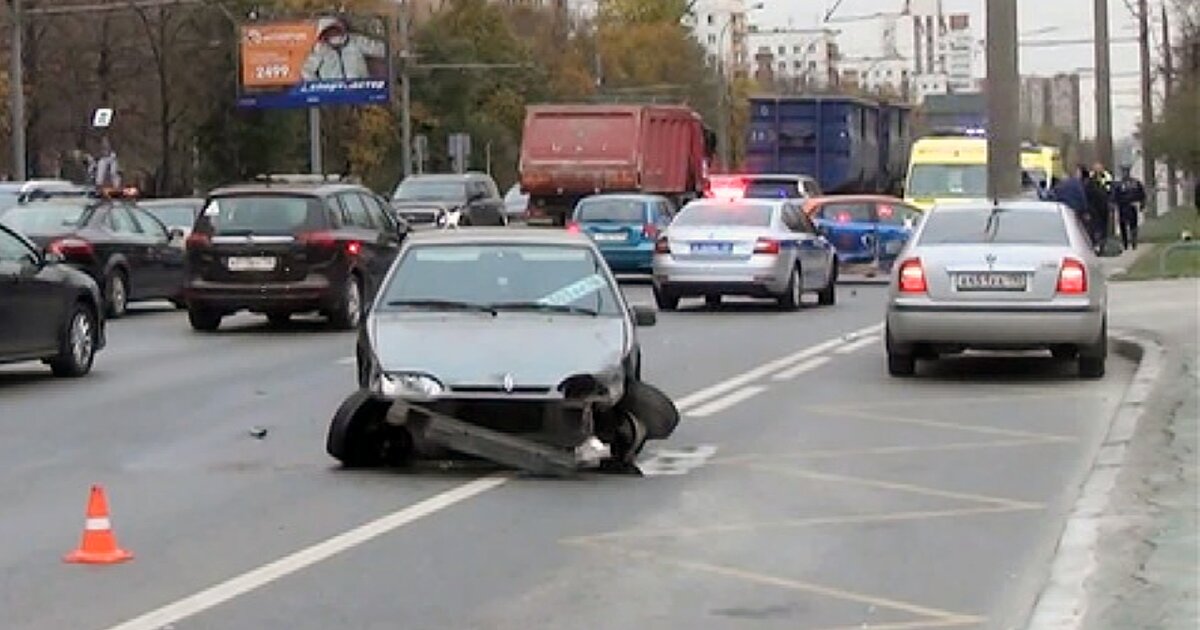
[{"x1": 1114, "y1": 208, "x2": 1200, "y2": 281}]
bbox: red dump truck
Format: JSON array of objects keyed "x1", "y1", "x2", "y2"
[{"x1": 518, "y1": 104, "x2": 716, "y2": 226}]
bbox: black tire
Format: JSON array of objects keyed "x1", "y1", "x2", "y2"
[
  {"x1": 326, "y1": 390, "x2": 398, "y2": 468},
  {"x1": 705, "y1": 294, "x2": 721, "y2": 308},
  {"x1": 328, "y1": 274, "x2": 364, "y2": 330},
  {"x1": 1078, "y1": 320, "x2": 1107, "y2": 379},
  {"x1": 618, "y1": 380, "x2": 680, "y2": 440},
  {"x1": 1051, "y1": 345, "x2": 1077, "y2": 360},
  {"x1": 266, "y1": 312, "x2": 291, "y2": 327},
  {"x1": 48, "y1": 303, "x2": 98, "y2": 378},
  {"x1": 188, "y1": 305, "x2": 222, "y2": 332},
  {"x1": 817, "y1": 265, "x2": 837, "y2": 306},
  {"x1": 104, "y1": 269, "x2": 129, "y2": 319},
  {"x1": 653, "y1": 285, "x2": 680, "y2": 311},
  {"x1": 886, "y1": 328, "x2": 916, "y2": 377},
  {"x1": 169, "y1": 297, "x2": 187, "y2": 310},
  {"x1": 777, "y1": 265, "x2": 802, "y2": 311}
]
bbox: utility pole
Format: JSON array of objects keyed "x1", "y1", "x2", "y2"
[
  {"x1": 8, "y1": 0, "x2": 26, "y2": 180},
  {"x1": 399, "y1": 0, "x2": 412, "y2": 180},
  {"x1": 1137, "y1": 0, "x2": 1156, "y2": 212},
  {"x1": 308, "y1": 108, "x2": 322, "y2": 175},
  {"x1": 985, "y1": 0, "x2": 1021, "y2": 199},
  {"x1": 1093, "y1": 0, "x2": 1114, "y2": 168},
  {"x1": 1161, "y1": 2, "x2": 1178, "y2": 211}
]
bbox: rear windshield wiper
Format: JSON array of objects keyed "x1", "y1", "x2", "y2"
[
  {"x1": 386, "y1": 299, "x2": 497, "y2": 315},
  {"x1": 489, "y1": 301, "x2": 600, "y2": 317}
]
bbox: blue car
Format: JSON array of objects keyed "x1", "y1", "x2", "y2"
[
  {"x1": 805, "y1": 196, "x2": 923, "y2": 273},
  {"x1": 568, "y1": 194, "x2": 675, "y2": 273}
]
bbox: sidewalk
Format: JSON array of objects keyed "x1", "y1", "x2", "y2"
[{"x1": 1083, "y1": 260, "x2": 1199, "y2": 629}]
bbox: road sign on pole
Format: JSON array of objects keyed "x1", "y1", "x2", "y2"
[
  {"x1": 448, "y1": 133, "x2": 471, "y2": 174},
  {"x1": 92, "y1": 108, "x2": 114, "y2": 129}
]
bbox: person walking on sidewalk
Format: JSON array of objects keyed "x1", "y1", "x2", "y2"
[
  {"x1": 1055, "y1": 166, "x2": 1094, "y2": 241},
  {"x1": 1084, "y1": 167, "x2": 1113, "y2": 253},
  {"x1": 1113, "y1": 165, "x2": 1147, "y2": 250}
]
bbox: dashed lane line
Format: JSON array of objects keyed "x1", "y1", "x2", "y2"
[
  {"x1": 835, "y1": 334, "x2": 880, "y2": 354},
  {"x1": 687, "y1": 386, "x2": 767, "y2": 418},
  {"x1": 772, "y1": 356, "x2": 831, "y2": 381},
  {"x1": 102, "y1": 321, "x2": 888, "y2": 630},
  {"x1": 673, "y1": 321, "x2": 883, "y2": 410}
]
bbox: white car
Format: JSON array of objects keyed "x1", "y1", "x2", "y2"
[
  {"x1": 651, "y1": 198, "x2": 838, "y2": 310},
  {"x1": 885, "y1": 200, "x2": 1108, "y2": 378}
]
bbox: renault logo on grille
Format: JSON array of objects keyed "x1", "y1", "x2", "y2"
[
  {"x1": 502, "y1": 373, "x2": 515, "y2": 393},
  {"x1": 986, "y1": 254, "x2": 997, "y2": 268}
]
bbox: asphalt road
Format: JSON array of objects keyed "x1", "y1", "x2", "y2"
[{"x1": 0, "y1": 282, "x2": 1134, "y2": 630}]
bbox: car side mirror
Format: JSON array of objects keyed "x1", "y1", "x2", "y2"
[
  {"x1": 631, "y1": 305, "x2": 657, "y2": 327},
  {"x1": 169, "y1": 227, "x2": 186, "y2": 241}
]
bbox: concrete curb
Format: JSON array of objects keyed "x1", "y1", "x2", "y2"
[{"x1": 1025, "y1": 329, "x2": 1172, "y2": 629}]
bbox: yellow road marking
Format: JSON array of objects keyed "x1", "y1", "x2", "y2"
[
  {"x1": 562, "y1": 505, "x2": 1037, "y2": 544},
  {"x1": 570, "y1": 542, "x2": 985, "y2": 624},
  {"x1": 739, "y1": 462, "x2": 1042, "y2": 510},
  {"x1": 713, "y1": 437, "x2": 1075, "y2": 464},
  {"x1": 805, "y1": 406, "x2": 1077, "y2": 442}
]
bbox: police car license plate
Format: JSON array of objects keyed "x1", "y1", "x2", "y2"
[
  {"x1": 592, "y1": 232, "x2": 626, "y2": 242},
  {"x1": 691, "y1": 242, "x2": 732, "y2": 254}
]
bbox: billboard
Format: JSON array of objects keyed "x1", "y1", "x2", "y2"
[{"x1": 237, "y1": 15, "x2": 391, "y2": 109}]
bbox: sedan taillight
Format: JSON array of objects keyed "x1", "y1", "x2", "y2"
[
  {"x1": 48, "y1": 237, "x2": 94, "y2": 258},
  {"x1": 1057, "y1": 258, "x2": 1087, "y2": 294},
  {"x1": 897, "y1": 258, "x2": 927, "y2": 293}
]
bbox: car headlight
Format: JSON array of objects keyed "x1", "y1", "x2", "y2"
[{"x1": 373, "y1": 372, "x2": 445, "y2": 399}]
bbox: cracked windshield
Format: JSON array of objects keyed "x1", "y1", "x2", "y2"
[{"x1": 0, "y1": 1, "x2": 1195, "y2": 629}]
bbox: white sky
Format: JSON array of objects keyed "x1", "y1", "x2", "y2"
[{"x1": 756, "y1": 0, "x2": 1148, "y2": 140}]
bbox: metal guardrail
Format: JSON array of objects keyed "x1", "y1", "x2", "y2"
[{"x1": 1159, "y1": 239, "x2": 1200, "y2": 276}]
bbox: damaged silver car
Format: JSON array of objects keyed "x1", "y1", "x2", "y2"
[{"x1": 326, "y1": 228, "x2": 679, "y2": 475}]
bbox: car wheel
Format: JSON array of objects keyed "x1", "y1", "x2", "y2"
[
  {"x1": 817, "y1": 265, "x2": 837, "y2": 306},
  {"x1": 267, "y1": 312, "x2": 291, "y2": 327},
  {"x1": 705, "y1": 294, "x2": 721, "y2": 309},
  {"x1": 777, "y1": 265, "x2": 802, "y2": 311},
  {"x1": 328, "y1": 275, "x2": 363, "y2": 330},
  {"x1": 169, "y1": 297, "x2": 187, "y2": 310},
  {"x1": 327, "y1": 390, "x2": 400, "y2": 468},
  {"x1": 49, "y1": 303, "x2": 97, "y2": 378},
  {"x1": 188, "y1": 306, "x2": 222, "y2": 332},
  {"x1": 653, "y1": 285, "x2": 679, "y2": 311},
  {"x1": 1078, "y1": 320, "x2": 1107, "y2": 379},
  {"x1": 104, "y1": 269, "x2": 129, "y2": 319},
  {"x1": 886, "y1": 328, "x2": 916, "y2": 377}
]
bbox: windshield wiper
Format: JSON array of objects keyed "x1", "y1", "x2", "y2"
[
  {"x1": 488, "y1": 301, "x2": 600, "y2": 317},
  {"x1": 386, "y1": 299, "x2": 497, "y2": 315}
]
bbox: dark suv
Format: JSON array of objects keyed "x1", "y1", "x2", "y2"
[{"x1": 183, "y1": 179, "x2": 409, "y2": 332}]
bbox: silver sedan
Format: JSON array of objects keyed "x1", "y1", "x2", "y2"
[
  {"x1": 651, "y1": 198, "x2": 837, "y2": 311},
  {"x1": 885, "y1": 200, "x2": 1108, "y2": 378}
]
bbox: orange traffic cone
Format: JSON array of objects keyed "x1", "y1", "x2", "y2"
[{"x1": 64, "y1": 484, "x2": 133, "y2": 565}]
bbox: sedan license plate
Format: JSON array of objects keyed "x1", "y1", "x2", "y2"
[
  {"x1": 592, "y1": 232, "x2": 627, "y2": 242},
  {"x1": 954, "y1": 272, "x2": 1027, "y2": 291},
  {"x1": 690, "y1": 242, "x2": 733, "y2": 254},
  {"x1": 226, "y1": 256, "x2": 277, "y2": 272}
]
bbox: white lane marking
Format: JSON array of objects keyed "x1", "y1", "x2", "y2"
[
  {"x1": 772, "y1": 356, "x2": 831, "y2": 381},
  {"x1": 104, "y1": 476, "x2": 510, "y2": 630},
  {"x1": 335, "y1": 356, "x2": 356, "y2": 365},
  {"x1": 673, "y1": 322, "x2": 882, "y2": 411},
  {"x1": 105, "y1": 321, "x2": 883, "y2": 627},
  {"x1": 835, "y1": 334, "x2": 881, "y2": 355},
  {"x1": 687, "y1": 386, "x2": 767, "y2": 418},
  {"x1": 638, "y1": 445, "x2": 719, "y2": 476}
]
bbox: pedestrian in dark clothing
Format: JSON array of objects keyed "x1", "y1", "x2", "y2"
[
  {"x1": 1113, "y1": 165, "x2": 1146, "y2": 250},
  {"x1": 1084, "y1": 170, "x2": 1112, "y2": 251},
  {"x1": 1055, "y1": 166, "x2": 1093, "y2": 241}
]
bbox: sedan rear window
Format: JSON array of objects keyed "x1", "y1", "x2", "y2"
[
  {"x1": 575, "y1": 199, "x2": 645, "y2": 223},
  {"x1": 674, "y1": 203, "x2": 773, "y2": 228},
  {"x1": 744, "y1": 179, "x2": 802, "y2": 199},
  {"x1": 917, "y1": 208, "x2": 1070, "y2": 245},
  {"x1": 0, "y1": 203, "x2": 88, "y2": 234},
  {"x1": 199, "y1": 196, "x2": 319, "y2": 235}
]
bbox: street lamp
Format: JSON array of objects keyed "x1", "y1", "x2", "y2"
[{"x1": 715, "y1": 2, "x2": 764, "y2": 171}]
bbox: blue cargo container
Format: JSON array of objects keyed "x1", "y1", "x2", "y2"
[{"x1": 745, "y1": 95, "x2": 911, "y2": 195}]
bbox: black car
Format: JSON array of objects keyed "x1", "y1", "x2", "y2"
[
  {"x1": 0, "y1": 196, "x2": 188, "y2": 318},
  {"x1": 183, "y1": 181, "x2": 408, "y2": 331},
  {"x1": 390, "y1": 173, "x2": 508, "y2": 227},
  {"x1": 0, "y1": 222, "x2": 105, "y2": 377}
]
